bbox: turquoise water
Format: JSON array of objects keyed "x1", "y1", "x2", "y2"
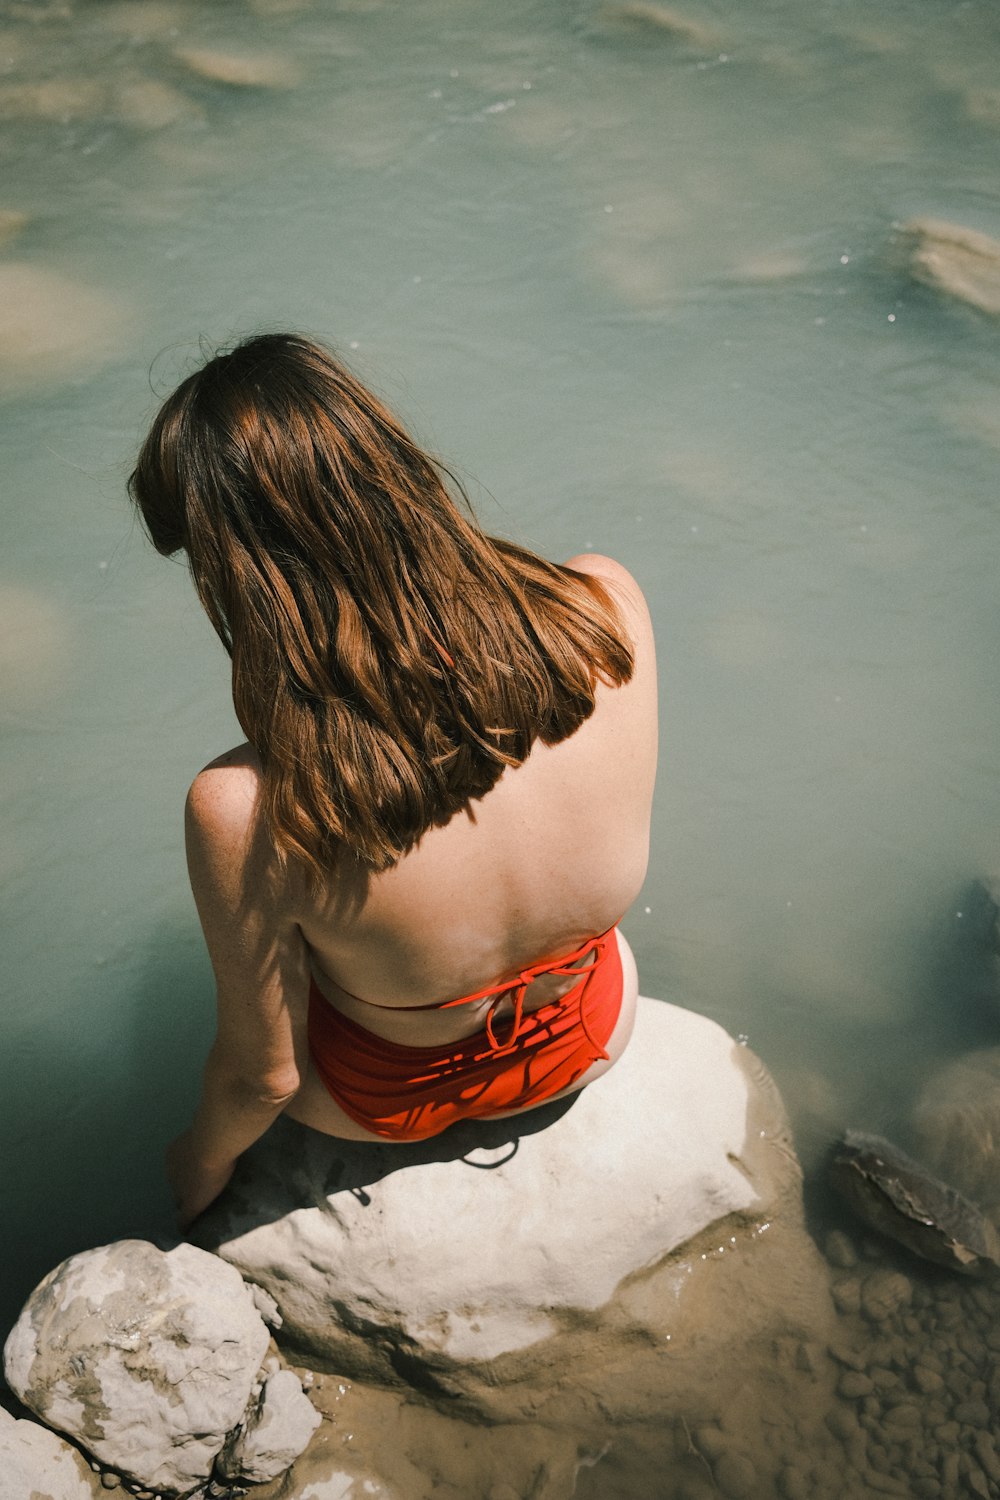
[{"x1": 2, "y1": 0, "x2": 999, "y2": 1403}]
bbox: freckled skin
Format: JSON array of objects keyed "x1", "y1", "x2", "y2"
[{"x1": 170, "y1": 556, "x2": 658, "y2": 1225}]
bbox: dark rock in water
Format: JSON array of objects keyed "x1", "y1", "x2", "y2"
[{"x1": 829, "y1": 1132, "x2": 1000, "y2": 1278}]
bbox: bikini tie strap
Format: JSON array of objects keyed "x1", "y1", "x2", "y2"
[{"x1": 484, "y1": 977, "x2": 530, "y2": 1053}]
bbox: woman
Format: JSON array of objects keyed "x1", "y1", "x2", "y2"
[{"x1": 130, "y1": 333, "x2": 657, "y2": 1229}]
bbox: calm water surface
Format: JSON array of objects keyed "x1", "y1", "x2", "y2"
[{"x1": 2, "y1": 0, "x2": 999, "y2": 1478}]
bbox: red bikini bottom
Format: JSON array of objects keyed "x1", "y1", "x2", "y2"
[{"x1": 307, "y1": 928, "x2": 623, "y2": 1142}]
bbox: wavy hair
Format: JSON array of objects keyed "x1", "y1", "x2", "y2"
[{"x1": 129, "y1": 333, "x2": 634, "y2": 875}]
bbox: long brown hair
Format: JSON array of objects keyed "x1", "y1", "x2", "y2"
[{"x1": 129, "y1": 333, "x2": 634, "y2": 875}]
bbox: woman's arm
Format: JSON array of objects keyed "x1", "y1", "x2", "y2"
[{"x1": 169, "y1": 748, "x2": 311, "y2": 1229}]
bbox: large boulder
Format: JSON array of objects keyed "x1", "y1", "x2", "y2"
[
  {"x1": 0, "y1": 1406, "x2": 97, "y2": 1500},
  {"x1": 2, "y1": 1238, "x2": 317, "y2": 1496},
  {"x1": 195, "y1": 996, "x2": 834, "y2": 1422}
]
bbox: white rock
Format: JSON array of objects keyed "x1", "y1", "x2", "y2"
[
  {"x1": 197, "y1": 997, "x2": 818, "y2": 1412},
  {"x1": 898, "y1": 217, "x2": 1000, "y2": 316},
  {"x1": 217, "y1": 1366, "x2": 321, "y2": 1483},
  {"x1": 0, "y1": 1407, "x2": 97, "y2": 1500},
  {"x1": 3, "y1": 1239, "x2": 271, "y2": 1496}
]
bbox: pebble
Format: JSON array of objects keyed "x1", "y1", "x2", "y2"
[
  {"x1": 101, "y1": 1477, "x2": 122, "y2": 1492},
  {"x1": 777, "y1": 1466, "x2": 810, "y2": 1500},
  {"x1": 693, "y1": 1425, "x2": 727, "y2": 1461},
  {"x1": 864, "y1": 1468, "x2": 910, "y2": 1495},
  {"x1": 913, "y1": 1367, "x2": 945, "y2": 1393},
  {"x1": 796, "y1": 1340, "x2": 825, "y2": 1375},
  {"x1": 861, "y1": 1270, "x2": 912, "y2": 1323},
  {"x1": 829, "y1": 1339, "x2": 867, "y2": 1371},
  {"x1": 832, "y1": 1277, "x2": 862, "y2": 1315},
  {"x1": 713, "y1": 1453, "x2": 756, "y2": 1499},
  {"x1": 974, "y1": 1432, "x2": 1000, "y2": 1483},
  {"x1": 954, "y1": 1398, "x2": 991, "y2": 1426},
  {"x1": 839, "y1": 1371, "x2": 874, "y2": 1399}
]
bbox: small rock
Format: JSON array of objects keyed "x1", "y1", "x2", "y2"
[
  {"x1": 0, "y1": 1407, "x2": 96, "y2": 1499},
  {"x1": 3, "y1": 1240, "x2": 271, "y2": 1494},
  {"x1": 870, "y1": 1365, "x2": 899, "y2": 1392},
  {"x1": 249, "y1": 1285, "x2": 283, "y2": 1330},
  {"x1": 961, "y1": 1458, "x2": 991, "y2": 1500},
  {"x1": 826, "y1": 1406, "x2": 861, "y2": 1440},
  {"x1": 913, "y1": 1366, "x2": 945, "y2": 1394},
  {"x1": 824, "y1": 1230, "x2": 858, "y2": 1268},
  {"x1": 829, "y1": 1340, "x2": 867, "y2": 1371},
  {"x1": 713, "y1": 1452, "x2": 756, "y2": 1499},
  {"x1": 101, "y1": 1477, "x2": 122, "y2": 1492},
  {"x1": 0, "y1": 208, "x2": 27, "y2": 247},
  {"x1": 839, "y1": 1371, "x2": 874, "y2": 1399},
  {"x1": 216, "y1": 1366, "x2": 321, "y2": 1484},
  {"x1": 778, "y1": 1466, "x2": 810, "y2": 1500},
  {"x1": 935, "y1": 1421, "x2": 960, "y2": 1445},
  {"x1": 174, "y1": 46, "x2": 300, "y2": 88},
  {"x1": 114, "y1": 78, "x2": 202, "y2": 130},
  {"x1": 882, "y1": 1402, "x2": 921, "y2": 1432},
  {"x1": 796, "y1": 1340, "x2": 825, "y2": 1375},
  {"x1": 833, "y1": 1276, "x2": 862, "y2": 1315},
  {"x1": 861, "y1": 1270, "x2": 912, "y2": 1323},
  {"x1": 954, "y1": 1398, "x2": 990, "y2": 1426},
  {"x1": 693, "y1": 1425, "x2": 727, "y2": 1461},
  {"x1": 974, "y1": 1432, "x2": 1000, "y2": 1483}
]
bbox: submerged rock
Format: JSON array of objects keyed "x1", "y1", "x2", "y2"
[
  {"x1": 597, "y1": 1, "x2": 718, "y2": 49},
  {"x1": 0, "y1": 1407, "x2": 96, "y2": 1500},
  {"x1": 911, "y1": 1046, "x2": 1000, "y2": 1220},
  {"x1": 113, "y1": 77, "x2": 204, "y2": 131},
  {"x1": 196, "y1": 997, "x2": 831, "y2": 1419},
  {"x1": 897, "y1": 217, "x2": 1000, "y2": 316},
  {"x1": 0, "y1": 262, "x2": 130, "y2": 394},
  {"x1": 3, "y1": 1239, "x2": 276, "y2": 1495},
  {"x1": 0, "y1": 208, "x2": 27, "y2": 246},
  {"x1": 829, "y1": 1131, "x2": 1000, "y2": 1276},
  {"x1": 174, "y1": 46, "x2": 300, "y2": 88}
]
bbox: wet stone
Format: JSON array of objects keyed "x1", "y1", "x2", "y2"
[
  {"x1": 954, "y1": 1397, "x2": 990, "y2": 1425},
  {"x1": 713, "y1": 1452, "x2": 756, "y2": 1499},
  {"x1": 870, "y1": 1365, "x2": 900, "y2": 1392},
  {"x1": 973, "y1": 1432, "x2": 1000, "y2": 1483},
  {"x1": 832, "y1": 1276, "x2": 862, "y2": 1315},
  {"x1": 693, "y1": 1425, "x2": 727, "y2": 1461},
  {"x1": 778, "y1": 1466, "x2": 810, "y2": 1500},
  {"x1": 829, "y1": 1339, "x2": 867, "y2": 1371},
  {"x1": 914, "y1": 1365, "x2": 946, "y2": 1393},
  {"x1": 839, "y1": 1370, "x2": 874, "y2": 1398},
  {"x1": 796, "y1": 1340, "x2": 825, "y2": 1375},
  {"x1": 882, "y1": 1402, "x2": 922, "y2": 1432},
  {"x1": 861, "y1": 1270, "x2": 912, "y2": 1323}
]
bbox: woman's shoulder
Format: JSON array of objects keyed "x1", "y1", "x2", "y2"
[
  {"x1": 185, "y1": 743, "x2": 264, "y2": 854},
  {"x1": 564, "y1": 553, "x2": 653, "y2": 644}
]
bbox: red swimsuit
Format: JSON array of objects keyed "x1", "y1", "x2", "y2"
[{"x1": 307, "y1": 928, "x2": 624, "y2": 1141}]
